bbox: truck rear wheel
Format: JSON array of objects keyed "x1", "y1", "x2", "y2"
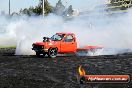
[{"x1": 48, "y1": 48, "x2": 58, "y2": 58}]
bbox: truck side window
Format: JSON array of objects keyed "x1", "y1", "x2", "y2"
[{"x1": 64, "y1": 35, "x2": 73, "y2": 42}]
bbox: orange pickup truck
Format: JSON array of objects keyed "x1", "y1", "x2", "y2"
[{"x1": 32, "y1": 32, "x2": 102, "y2": 58}]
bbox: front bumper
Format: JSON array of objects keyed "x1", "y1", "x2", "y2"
[
  {"x1": 32, "y1": 44, "x2": 49, "y2": 53},
  {"x1": 32, "y1": 48, "x2": 48, "y2": 52}
]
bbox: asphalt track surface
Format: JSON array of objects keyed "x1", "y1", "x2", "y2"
[{"x1": 0, "y1": 48, "x2": 132, "y2": 88}]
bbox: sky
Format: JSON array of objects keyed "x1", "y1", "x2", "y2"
[
  {"x1": 0, "y1": 0, "x2": 40, "y2": 14},
  {"x1": 0, "y1": 0, "x2": 107, "y2": 14}
]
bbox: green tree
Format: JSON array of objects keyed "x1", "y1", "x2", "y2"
[
  {"x1": 39, "y1": 0, "x2": 52, "y2": 15},
  {"x1": 20, "y1": 0, "x2": 52, "y2": 16},
  {"x1": 53, "y1": 0, "x2": 65, "y2": 15}
]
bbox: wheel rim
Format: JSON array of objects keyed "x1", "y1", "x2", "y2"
[{"x1": 49, "y1": 48, "x2": 57, "y2": 57}]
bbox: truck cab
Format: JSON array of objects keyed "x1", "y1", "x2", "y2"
[{"x1": 32, "y1": 33, "x2": 77, "y2": 58}]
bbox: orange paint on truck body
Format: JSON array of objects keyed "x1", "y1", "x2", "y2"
[
  {"x1": 32, "y1": 33, "x2": 77, "y2": 53},
  {"x1": 32, "y1": 32, "x2": 102, "y2": 58}
]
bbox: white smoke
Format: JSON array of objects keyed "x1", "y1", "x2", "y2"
[{"x1": 0, "y1": 0, "x2": 132, "y2": 55}]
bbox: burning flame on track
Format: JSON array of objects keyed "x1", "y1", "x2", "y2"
[{"x1": 78, "y1": 66, "x2": 86, "y2": 76}]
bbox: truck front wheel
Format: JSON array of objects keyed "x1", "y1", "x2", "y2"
[{"x1": 48, "y1": 48, "x2": 58, "y2": 58}]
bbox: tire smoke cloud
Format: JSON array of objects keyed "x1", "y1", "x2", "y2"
[{"x1": 0, "y1": 0, "x2": 132, "y2": 55}]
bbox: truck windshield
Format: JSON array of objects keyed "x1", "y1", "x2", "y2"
[{"x1": 51, "y1": 34, "x2": 65, "y2": 41}]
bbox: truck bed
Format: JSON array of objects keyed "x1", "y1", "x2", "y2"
[
  {"x1": 77, "y1": 45, "x2": 103, "y2": 50},
  {"x1": 76, "y1": 45, "x2": 103, "y2": 56}
]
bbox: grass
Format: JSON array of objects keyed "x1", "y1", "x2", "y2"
[{"x1": 0, "y1": 46, "x2": 16, "y2": 48}]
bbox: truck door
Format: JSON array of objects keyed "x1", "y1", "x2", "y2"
[{"x1": 61, "y1": 34, "x2": 77, "y2": 53}]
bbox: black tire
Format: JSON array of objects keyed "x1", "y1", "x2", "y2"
[{"x1": 48, "y1": 48, "x2": 58, "y2": 58}]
